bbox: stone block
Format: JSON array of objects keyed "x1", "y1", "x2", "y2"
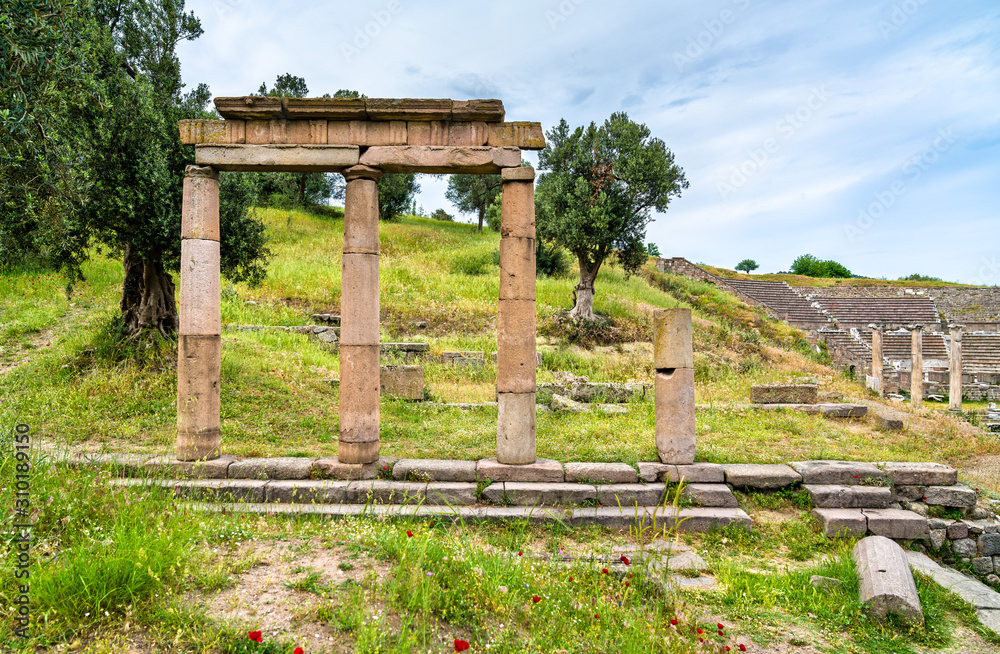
[
  {"x1": 655, "y1": 368, "x2": 696, "y2": 465},
  {"x1": 806, "y1": 403, "x2": 868, "y2": 418},
  {"x1": 653, "y1": 308, "x2": 693, "y2": 370},
  {"x1": 953, "y1": 538, "x2": 978, "y2": 557},
  {"x1": 500, "y1": 174, "x2": 535, "y2": 239},
  {"x1": 339, "y1": 253, "x2": 380, "y2": 345},
  {"x1": 392, "y1": 459, "x2": 477, "y2": 482},
  {"x1": 923, "y1": 485, "x2": 977, "y2": 508},
  {"x1": 178, "y1": 119, "x2": 226, "y2": 145},
  {"x1": 359, "y1": 146, "x2": 521, "y2": 174},
  {"x1": 226, "y1": 119, "x2": 245, "y2": 144},
  {"x1": 195, "y1": 144, "x2": 361, "y2": 172},
  {"x1": 930, "y1": 529, "x2": 947, "y2": 549},
  {"x1": 266, "y1": 480, "x2": 349, "y2": 504},
  {"x1": 365, "y1": 98, "x2": 452, "y2": 121},
  {"x1": 380, "y1": 365, "x2": 423, "y2": 400},
  {"x1": 501, "y1": 166, "x2": 536, "y2": 182},
  {"x1": 348, "y1": 120, "x2": 407, "y2": 146},
  {"x1": 283, "y1": 97, "x2": 367, "y2": 120},
  {"x1": 487, "y1": 121, "x2": 546, "y2": 150},
  {"x1": 638, "y1": 462, "x2": 676, "y2": 483},
  {"x1": 973, "y1": 557, "x2": 995, "y2": 575},
  {"x1": 178, "y1": 239, "x2": 221, "y2": 335},
  {"x1": 948, "y1": 522, "x2": 970, "y2": 540},
  {"x1": 496, "y1": 300, "x2": 536, "y2": 394},
  {"x1": 550, "y1": 393, "x2": 587, "y2": 413},
  {"x1": 597, "y1": 484, "x2": 665, "y2": 507},
  {"x1": 892, "y1": 485, "x2": 926, "y2": 502},
  {"x1": 405, "y1": 121, "x2": 448, "y2": 146},
  {"x1": 790, "y1": 460, "x2": 886, "y2": 485},
  {"x1": 425, "y1": 482, "x2": 478, "y2": 505},
  {"x1": 675, "y1": 508, "x2": 752, "y2": 532},
  {"x1": 343, "y1": 177, "x2": 380, "y2": 253},
  {"x1": 245, "y1": 118, "x2": 285, "y2": 144},
  {"x1": 285, "y1": 119, "x2": 328, "y2": 144},
  {"x1": 175, "y1": 479, "x2": 266, "y2": 503},
  {"x1": 326, "y1": 121, "x2": 351, "y2": 145},
  {"x1": 495, "y1": 481, "x2": 597, "y2": 506},
  {"x1": 214, "y1": 96, "x2": 283, "y2": 120},
  {"x1": 176, "y1": 334, "x2": 221, "y2": 461},
  {"x1": 143, "y1": 454, "x2": 234, "y2": 479},
  {"x1": 447, "y1": 121, "x2": 489, "y2": 146},
  {"x1": 672, "y1": 463, "x2": 727, "y2": 483},
  {"x1": 564, "y1": 462, "x2": 638, "y2": 484},
  {"x1": 498, "y1": 237, "x2": 536, "y2": 301},
  {"x1": 813, "y1": 508, "x2": 868, "y2": 537},
  {"x1": 806, "y1": 485, "x2": 892, "y2": 509},
  {"x1": 751, "y1": 384, "x2": 819, "y2": 404},
  {"x1": 853, "y1": 535, "x2": 923, "y2": 626},
  {"x1": 228, "y1": 457, "x2": 314, "y2": 480},
  {"x1": 882, "y1": 462, "x2": 958, "y2": 486},
  {"x1": 724, "y1": 464, "x2": 801, "y2": 489},
  {"x1": 338, "y1": 344, "x2": 381, "y2": 452},
  {"x1": 863, "y1": 509, "x2": 930, "y2": 540},
  {"x1": 980, "y1": 534, "x2": 1000, "y2": 557},
  {"x1": 682, "y1": 483, "x2": 739, "y2": 508},
  {"x1": 496, "y1": 392, "x2": 536, "y2": 465},
  {"x1": 568, "y1": 382, "x2": 649, "y2": 403},
  {"x1": 312, "y1": 456, "x2": 390, "y2": 480},
  {"x1": 181, "y1": 168, "x2": 220, "y2": 241},
  {"x1": 451, "y1": 99, "x2": 505, "y2": 122},
  {"x1": 477, "y1": 457, "x2": 562, "y2": 483}
]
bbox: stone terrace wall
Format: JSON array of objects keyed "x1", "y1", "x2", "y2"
[{"x1": 655, "y1": 258, "x2": 774, "y2": 314}]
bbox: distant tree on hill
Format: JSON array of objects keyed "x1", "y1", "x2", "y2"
[
  {"x1": 536, "y1": 114, "x2": 688, "y2": 320},
  {"x1": 790, "y1": 254, "x2": 852, "y2": 278},
  {"x1": 646, "y1": 242, "x2": 661, "y2": 257},
  {"x1": 430, "y1": 208, "x2": 453, "y2": 222},
  {"x1": 900, "y1": 273, "x2": 942, "y2": 282},
  {"x1": 736, "y1": 259, "x2": 759, "y2": 273},
  {"x1": 445, "y1": 174, "x2": 502, "y2": 231}
]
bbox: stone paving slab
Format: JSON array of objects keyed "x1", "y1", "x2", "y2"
[
  {"x1": 812, "y1": 508, "x2": 868, "y2": 537},
  {"x1": 564, "y1": 462, "x2": 637, "y2": 484},
  {"x1": 425, "y1": 482, "x2": 478, "y2": 506},
  {"x1": 805, "y1": 484, "x2": 892, "y2": 509},
  {"x1": 393, "y1": 458, "x2": 477, "y2": 482},
  {"x1": 676, "y1": 508, "x2": 752, "y2": 532},
  {"x1": 907, "y1": 551, "x2": 1000, "y2": 637},
  {"x1": 143, "y1": 454, "x2": 235, "y2": 479},
  {"x1": 724, "y1": 464, "x2": 801, "y2": 489},
  {"x1": 596, "y1": 483, "x2": 665, "y2": 507},
  {"x1": 229, "y1": 457, "x2": 315, "y2": 480},
  {"x1": 923, "y1": 484, "x2": 977, "y2": 508},
  {"x1": 476, "y1": 458, "x2": 563, "y2": 482},
  {"x1": 752, "y1": 403, "x2": 867, "y2": 417},
  {"x1": 346, "y1": 479, "x2": 426, "y2": 504},
  {"x1": 672, "y1": 463, "x2": 726, "y2": 483},
  {"x1": 484, "y1": 482, "x2": 597, "y2": 506},
  {"x1": 266, "y1": 480, "x2": 349, "y2": 504},
  {"x1": 682, "y1": 483, "x2": 739, "y2": 508},
  {"x1": 790, "y1": 460, "x2": 886, "y2": 485},
  {"x1": 881, "y1": 462, "x2": 958, "y2": 486},
  {"x1": 863, "y1": 508, "x2": 930, "y2": 540}
]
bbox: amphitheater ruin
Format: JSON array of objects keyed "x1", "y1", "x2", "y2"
[{"x1": 658, "y1": 258, "x2": 1000, "y2": 414}]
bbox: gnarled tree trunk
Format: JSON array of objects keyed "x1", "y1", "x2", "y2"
[
  {"x1": 569, "y1": 256, "x2": 601, "y2": 321},
  {"x1": 121, "y1": 244, "x2": 178, "y2": 339},
  {"x1": 477, "y1": 205, "x2": 486, "y2": 232}
]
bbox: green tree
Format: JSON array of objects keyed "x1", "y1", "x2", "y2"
[
  {"x1": 445, "y1": 174, "x2": 502, "y2": 231},
  {"x1": 646, "y1": 242, "x2": 661, "y2": 257},
  {"x1": 536, "y1": 114, "x2": 688, "y2": 320},
  {"x1": 790, "y1": 254, "x2": 852, "y2": 278},
  {"x1": 736, "y1": 259, "x2": 759, "y2": 273},
  {"x1": 377, "y1": 173, "x2": 420, "y2": 221}
]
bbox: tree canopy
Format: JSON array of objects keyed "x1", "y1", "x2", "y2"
[
  {"x1": 790, "y1": 254, "x2": 852, "y2": 279},
  {"x1": 736, "y1": 259, "x2": 759, "y2": 273},
  {"x1": 535, "y1": 113, "x2": 688, "y2": 320},
  {"x1": 445, "y1": 174, "x2": 502, "y2": 231}
]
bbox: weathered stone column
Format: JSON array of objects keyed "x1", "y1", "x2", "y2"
[
  {"x1": 339, "y1": 165, "x2": 382, "y2": 464},
  {"x1": 176, "y1": 165, "x2": 222, "y2": 461},
  {"x1": 949, "y1": 325, "x2": 963, "y2": 412},
  {"x1": 496, "y1": 166, "x2": 537, "y2": 465},
  {"x1": 654, "y1": 308, "x2": 696, "y2": 464},
  {"x1": 910, "y1": 325, "x2": 924, "y2": 408},
  {"x1": 870, "y1": 324, "x2": 884, "y2": 397}
]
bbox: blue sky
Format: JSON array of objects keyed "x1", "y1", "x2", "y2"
[{"x1": 177, "y1": 0, "x2": 1000, "y2": 284}]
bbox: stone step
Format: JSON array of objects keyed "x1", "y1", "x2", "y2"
[
  {"x1": 813, "y1": 507, "x2": 930, "y2": 540},
  {"x1": 805, "y1": 484, "x2": 892, "y2": 509},
  {"x1": 182, "y1": 501, "x2": 753, "y2": 531}
]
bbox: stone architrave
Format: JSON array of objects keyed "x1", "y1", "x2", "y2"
[
  {"x1": 654, "y1": 308, "x2": 695, "y2": 464},
  {"x1": 870, "y1": 324, "x2": 884, "y2": 397},
  {"x1": 339, "y1": 165, "x2": 383, "y2": 464},
  {"x1": 949, "y1": 325, "x2": 963, "y2": 412},
  {"x1": 176, "y1": 165, "x2": 222, "y2": 461},
  {"x1": 910, "y1": 325, "x2": 923, "y2": 408}
]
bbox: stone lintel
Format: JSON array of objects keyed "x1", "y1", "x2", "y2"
[
  {"x1": 179, "y1": 119, "x2": 226, "y2": 145},
  {"x1": 195, "y1": 144, "x2": 360, "y2": 172},
  {"x1": 214, "y1": 96, "x2": 283, "y2": 120},
  {"x1": 359, "y1": 146, "x2": 521, "y2": 174}
]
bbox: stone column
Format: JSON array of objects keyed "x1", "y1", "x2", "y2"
[
  {"x1": 870, "y1": 324, "x2": 884, "y2": 397},
  {"x1": 496, "y1": 166, "x2": 537, "y2": 465},
  {"x1": 654, "y1": 308, "x2": 696, "y2": 464},
  {"x1": 910, "y1": 325, "x2": 923, "y2": 408},
  {"x1": 949, "y1": 325, "x2": 963, "y2": 412},
  {"x1": 176, "y1": 165, "x2": 222, "y2": 461},
  {"x1": 338, "y1": 165, "x2": 382, "y2": 464}
]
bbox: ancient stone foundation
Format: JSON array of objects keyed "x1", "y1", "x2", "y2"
[{"x1": 654, "y1": 308, "x2": 696, "y2": 464}]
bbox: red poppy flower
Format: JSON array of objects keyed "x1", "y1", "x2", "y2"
[
  {"x1": 718, "y1": 623, "x2": 725, "y2": 630},
  {"x1": 532, "y1": 596, "x2": 541, "y2": 603},
  {"x1": 518, "y1": 551, "x2": 523, "y2": 556},
  {"x1": 624, "y1": 582, "x2": 630, "y2": 587},
  {"x1": 568, "y1": 576, "x2": 574, "y2": 582},
  {"x1": 602, "y1": 568, "x2": 608, "y2": 574},
  {"x1": 248, "y1": 630, "x2": 262, "y2": 642},
  {"x1": 853, "y1": 475, "x2": 859, "y2": 478},
  {"x1": 294, "y1": 648, "x2": 304, "y2": 654},
  {"x1": 454, "y1": 639, "x2": 470, "y2": 652},
  {"x1": 718, "y1": 630, "x2": 724, "y2": 636},
  {"x1": 739, "y1": 645, "x2": 747, "y2": 652},
  {"x1": 726, "y1": 648, "x2": 731, "y2": 652},
  {"x1": 406, "y1": 531, "x2": 413, "y2": 537},
  {"x1": 696, "y1": 628, "x2": 703, "y2": 635},
  {"x1": 620, "y1": 555, "x2": 630, "y2": 565},
  {"x1": 594, "y1": 614, "x2": 599, "y2": 619},
  {"x1": 670, "y1": 619, "x2": 678, "y2": 626}
]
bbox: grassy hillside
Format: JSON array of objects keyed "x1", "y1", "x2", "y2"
[
  {"x1": 701, "y1": 264, "x2": 970, "y2": 288},
  {"x1": 2, "y1": 207, "x2": 996, "y2": 473}
]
